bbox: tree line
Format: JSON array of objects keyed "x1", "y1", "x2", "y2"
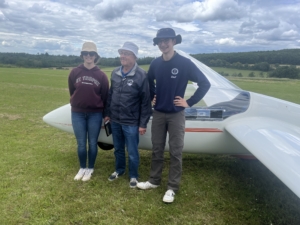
[
  {"x1": 192, "y1": 49, "x2": 300, "y2": 79},
  {"x1": 1, "y1": 49, "x2": 300, "y2": 79},
  {"x1": 191, "y1": 49, "x2": 300, "y2": 65},
  {"x1": 0, "y1": 52, "x2": 154, "y2": 68}
]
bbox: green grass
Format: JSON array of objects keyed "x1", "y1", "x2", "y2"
[
  {"x1": 212, "y1": 66, "x2": 300, "y2": 104},
  {"x1": 1, "y1": 67, "x2": 300, "y2": 224},
  {"x1": 228, "y1": 78, "x2": 300, "y2": 104}
]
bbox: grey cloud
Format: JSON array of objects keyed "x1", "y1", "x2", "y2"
[
  {"x1": 0, "y1": 2, "x2": 89, "y2": 38},
  {"x1": 256, "y1": 27, "x2": 299, "y2": 41},
  {"x1": 2, "y1": 40, "x2": 17, "y2": 47},
  {"x1": 239, "y1": 20, "x2": 280, "y2": 34},
  {"x1": 31, "y1": 40, "x2": 61, "y2": 50},
  {"x1": 194, "y1": 0, "x2": 244, "y2": 21},
  {"x1": 240, "y1": 20, "x2": 253, "y2": 29},
  {"x1": 93, "y1": 0, "x2": 134, "y2": 21},
  {"x1": 55, "y1": 0, "x2": 99, "y2": 7},
  {"x1": 0, "y1": 0, "x2": 7, "y2": 8},
  {"x1": 0, "y1": 0, "x2": 300, "y2": 57},
  {"x1": 30, "y1": 40, "x2": 79, "y2": 54},
  {"x1": 156, "y1": 0, "x2": 244, "y2": 22},
  {"x1": 238, "y1": 2, "x2": 300, "y2": 43},
  {"x1": 256, "y1": 21, "x2": 280, "y2": 30},
  {"x1": 29, "y1": 3, "x2": 51, "y2": 13},
  {"x1": 274, "y1": 6, "x2": 300, "y2": 29}
]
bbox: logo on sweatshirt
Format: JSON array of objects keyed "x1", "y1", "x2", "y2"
[
  {"x1": 171, "y1": 68, "x2": 178, "y2": 78},
  {"x1": 127, "y1": 79, "x2": 134, "y2": 86},
  {"x1": 76, "y1": 76, "x2": 100, "y2": 86}
]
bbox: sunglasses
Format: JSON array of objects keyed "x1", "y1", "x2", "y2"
[
  {"x1": 119, "y1": 51, "x2": 133, "y2": 56},
  {"x1": 158, "y1": 38, "x2": 171, "y2": 45},
  {"x1": 82, "y1": 51, "x2": 97, "y2": 57}
]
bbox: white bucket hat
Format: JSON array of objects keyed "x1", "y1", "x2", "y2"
[{"x1": 118, "y1": 42, "x2": 138, "y2": 58}]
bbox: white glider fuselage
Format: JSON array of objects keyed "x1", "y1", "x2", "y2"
[
  {"x1": 42, "y1": 90, "x2": 300, "y2": 155},
  {"x1": 42, "y1": 102, "x2": 247, "y2": 154}
]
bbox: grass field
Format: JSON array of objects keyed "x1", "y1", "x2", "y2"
[{"x1": 1, "y1": 66, "x2": 300, "y2": 225}]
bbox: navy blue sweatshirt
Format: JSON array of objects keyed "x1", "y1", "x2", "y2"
[
  {"x1": 68, "y1": 64, "x2": 109, "y2": 113},
  {"x1": 148, "y1": 53, "x2": 211, "y2": 113}
]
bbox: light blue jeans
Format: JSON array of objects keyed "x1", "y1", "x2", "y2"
[
  {"x1": 71, "y1": 111, "x2": 102, "y2": 169},
  {"x1": 111, "y1": 121, "x2": 139, "y2": 179}
]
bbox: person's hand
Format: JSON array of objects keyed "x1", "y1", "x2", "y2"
[
  {"x1": 104, "y1": 116, "x2": 110, "y2": 123},
  {"x1": 139, "y1": 127, "x2": 146, "y2": 135},
  {"x1": 152, "y1": 95, "x2": 156, "y2": 106},
  {"x1": 173, "y1": 96, "x2": 189, "y2": 108}
]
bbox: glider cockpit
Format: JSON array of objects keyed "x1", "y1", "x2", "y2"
[{"x1": 184, "y1": 87, "x2": 250, "y2": 121}]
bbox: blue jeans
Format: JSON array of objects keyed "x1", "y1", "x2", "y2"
[
  {"x1": 71, "y1": 111, "x2": 103, "y2": 169},
  {"x1": 111, "y1": 121, "x2": 139, "y2": 179}
]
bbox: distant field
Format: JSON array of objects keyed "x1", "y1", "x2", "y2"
[
  {"x1": 211, "y1": 67, "x2": 267, "y2": 78},
  {"x1": 212, "y1": 66, "x2": 300, "y2": 104},
  {"x1": 229, "y1": 78, "x2": 300, "y2": 104},
  {"x1": 1, "y1": 67, "x2": 300, "y2": 224}
]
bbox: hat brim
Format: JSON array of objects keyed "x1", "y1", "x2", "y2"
[
  {"x1": 153, "y1": 35, "x2": 182, "y2": 46},
  {"x1": 118, "y1": 48, "x2": 138, "y2": 58}
]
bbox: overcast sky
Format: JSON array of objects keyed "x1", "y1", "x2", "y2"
[{"x1": 1, "y1": 0, "x2": 300, "y2": 57}]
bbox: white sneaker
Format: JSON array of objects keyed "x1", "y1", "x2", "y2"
[
  {"x1": 129, "y1": 178, "x2": 138, "y2": 188},
  {"x1": 136, "y1": 181, "x2": 159, "y2": 190},
  {"x1": 163, "y1": 190, "x2": 175, "y2": 203},
  {"x1": 108, "y1": 171, "x2": 124, "y2": 181},
  {"x1": 74, "y1": 168, "x2": 87, "y2": 180},
  {"x1": 82, "y1": 168, "x2": 94, "y2": 181}
]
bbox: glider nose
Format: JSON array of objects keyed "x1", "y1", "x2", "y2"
[
  {"x1": 42, "y1": 104, "x2": 73, "y2": 133},
  {"x1": 43, "y1": 111, "x2": 55, "y2": 126}
]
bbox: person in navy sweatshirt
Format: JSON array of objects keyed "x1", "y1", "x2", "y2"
[
  {"x1": 68, "y1": 42, "x2": 109, "y2": 181},
  {"x1": 137, "y1": 28, "x2": 211, "y2": 203}
]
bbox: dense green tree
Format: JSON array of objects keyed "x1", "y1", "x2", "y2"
[
  {"x1": 248, "y1": 72, "x2": 255, "y2": 77},
  {"x1": 259, "y1": 72, "x2": 264, "y2": 77},
  {"x1": 252, "y1": 62, "x2": 270, "y2": 71},
  {"x1": 192, "y1": 49, "x2": 300, "y2": 65},
  {"x1": 268, "y1": 66, "x2": 300, "y2": 79}
]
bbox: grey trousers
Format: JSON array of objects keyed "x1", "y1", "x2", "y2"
[{"x1": 149, "y1": 110, "x2": 185, "y2": 192}]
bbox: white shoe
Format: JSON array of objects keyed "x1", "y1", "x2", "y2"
[
  {"x1": 82, "y1": 168, "x2": 94, "y2": 181},
  {"x1": 74, "y1": 168, "x2": 87, "y2": 180},
  {"x1": 163, "y1": 190, "x2": 175, "y2": 203},
  {"x1": 129, "y1": 178, "x2": 138, "y2": 188},
  {"x1": 136, "y1": 181, "x2": 159, "y2": 190},
  {"x1": 108, "y1": 171, "x2": 123, "y2": 181}
]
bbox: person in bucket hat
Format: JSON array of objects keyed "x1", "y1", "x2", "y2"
[
  {"x1": 153, "y1": 28, "x2": 182, "y2": 46},
  {"x1": 68, "y1": 41, "x2": 109, "y2": 182},
  {"x1": 104, "y1": 42, "x2": 152, "y2": 188},
  {"x1": 80, "y1": 41, "x2": 100, "y2": 63},
  {"x1": 137, "y1": 28, "x2": 211, "y2": 203},
  {"x1": 118, "y1": 41, "x2": 139, "y2": 58}
]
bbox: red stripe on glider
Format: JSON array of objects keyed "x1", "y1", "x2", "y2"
[{"x1": 185, "y1": 128, "x2": 222, "y2": 132}]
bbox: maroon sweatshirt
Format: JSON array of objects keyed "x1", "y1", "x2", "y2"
[{"x1": 68, "y1": 64, "x2": 109, "y2": 113}]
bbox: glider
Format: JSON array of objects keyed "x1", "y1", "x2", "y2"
[{"x1": 43, "y1": 50, "x2": 300, "y2": 199}]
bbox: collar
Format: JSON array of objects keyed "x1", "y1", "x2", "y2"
[
  {"x1": 162, "y1": 51, "x2": 177, "y2": 61},
  {"x1": 116, "y1": 62, "x2": 138, "y2": 77}
]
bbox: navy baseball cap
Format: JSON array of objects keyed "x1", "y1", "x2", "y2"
[{"x1": 153, "y1": 28, "x2": 182, "y2": 46}]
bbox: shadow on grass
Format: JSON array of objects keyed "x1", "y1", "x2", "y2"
[{"x1": 180, "y1": 154, "x2": 300, "y2": 224}]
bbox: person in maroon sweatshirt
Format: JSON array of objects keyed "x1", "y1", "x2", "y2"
[{"x1": 68, "y1": 42, "x2": 109, "y2": 181}]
